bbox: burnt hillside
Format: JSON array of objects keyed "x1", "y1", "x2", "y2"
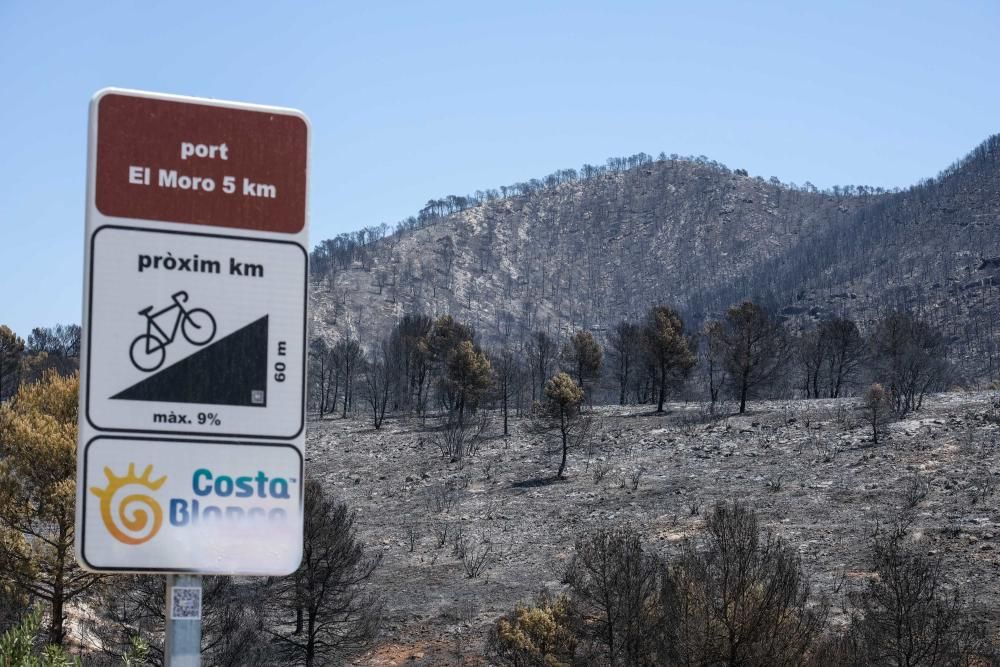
[{"x1": 310, "y1": 136, "x2": 1000, "y2": 381}]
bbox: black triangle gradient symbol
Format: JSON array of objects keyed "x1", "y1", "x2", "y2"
[{"x1": 112, "y1": 316, "x2": 268, "y2": 407}]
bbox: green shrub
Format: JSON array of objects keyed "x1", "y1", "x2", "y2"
[{"x1": 0, "y1": 607, "x2": 80, "y2": 667}]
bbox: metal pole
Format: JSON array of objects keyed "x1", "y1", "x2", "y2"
[{"x1": 165, "y1": 574, "x2": 202, "y2": 667}]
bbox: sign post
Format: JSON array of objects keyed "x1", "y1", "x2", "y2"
[
  {"x1": 77, "y1": 89, "x2": 309, "y2": 664},
  {"x1": 165, "y1": 574, "x2": 203, "y2": 667}
]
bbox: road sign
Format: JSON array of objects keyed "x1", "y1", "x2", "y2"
[
  {"x1": 86, "y1": 226, "x2": 306, "y2": 439},
  {"x1": 76, "y1": 89, "x2": 308, "y2": 575}
]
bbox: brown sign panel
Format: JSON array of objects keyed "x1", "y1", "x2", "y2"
[{"x1": 95, "y1": 93, "x2": 307, "y2": 234}]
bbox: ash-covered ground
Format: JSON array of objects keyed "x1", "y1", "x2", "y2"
[{"x1": 305, "y1": 393, "x2": 1000, "y2": 665}]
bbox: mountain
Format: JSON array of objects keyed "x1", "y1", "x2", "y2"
[{"x1": 309, "y1": 136, "x2": 1000, "y2": 381}]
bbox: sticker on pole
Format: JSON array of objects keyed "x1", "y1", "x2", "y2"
[{"x1": 170, "y1": 587, "x2": 202, "y2": 620}]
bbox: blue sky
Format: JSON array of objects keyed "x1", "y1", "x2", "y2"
[{"x1": 1, "y1": 1, "x2": 998, "y2": 337}]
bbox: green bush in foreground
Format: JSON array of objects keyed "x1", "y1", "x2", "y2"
[{"x1": 0, "y1": 607, "x2": 79, "y2": 667}]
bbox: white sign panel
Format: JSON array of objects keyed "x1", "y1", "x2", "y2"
[
  {"x1": 81, "y1": 438, "x2": 302, "y2": 573},
  {"x1": 86, "y1": 226, "x2": 306, "y2": 439},
  {"x1": 77, "y1": 88, "x2": 309, "y2": 574}
]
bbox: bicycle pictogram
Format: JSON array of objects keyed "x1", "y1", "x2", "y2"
[{"x1": 129, "y1": 291, "x2": 217, "y2": 372}]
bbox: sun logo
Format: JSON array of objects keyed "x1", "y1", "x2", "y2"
[{"x1": 90, "y1": 463, "x2": 167, "y2": 545}]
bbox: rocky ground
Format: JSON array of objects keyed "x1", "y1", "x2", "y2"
[{"x1": 304, "y1": 392, "x2": 1000, "y2": 665}]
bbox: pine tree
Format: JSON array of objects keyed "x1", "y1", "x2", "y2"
[
  {"x1": 642, "y1": 306, "x2": 696, "y2": 413},
  {"x1": 0, "y1": 371, "x2": 101, "y2": 646},
  {"x1": 544, "y1": 373, "x2": 585, "y2": 478}
]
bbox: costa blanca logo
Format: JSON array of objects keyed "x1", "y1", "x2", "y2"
[{"x1": 90, "y1": 463, "x2": 166, "y2": 545}]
